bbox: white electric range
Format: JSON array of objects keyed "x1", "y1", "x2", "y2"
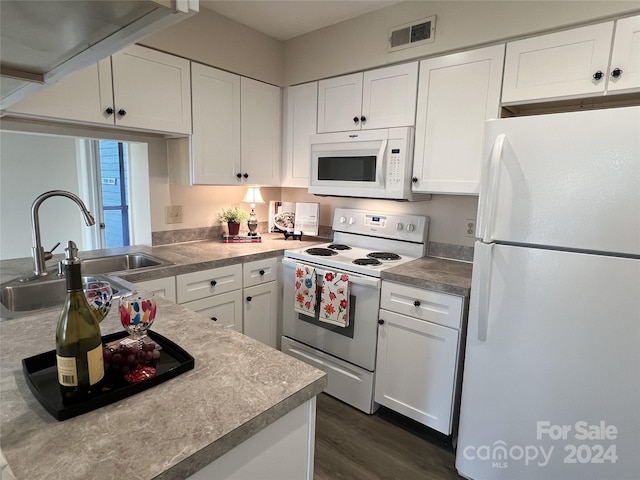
[{"x1": 281, "y1": 208, "x2": 429, "y2": 413}]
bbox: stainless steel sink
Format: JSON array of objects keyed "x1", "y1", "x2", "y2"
[
  {"x1": 1, "y1": 274, "x2": 134, "y2": 318},
  {"x1": 81, "y1": 252, "x2": 170, "y2": 275}
]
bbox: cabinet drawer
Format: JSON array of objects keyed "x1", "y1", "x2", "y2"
[
  {"x1": 134, "y1": 277, "x2": 176, "y2": 303},
  {"x1": 176, "y1": 264, "x2": 242, "y2": 303},
  {"x1": 381, "y1": 282, "x2": 463, "y2": 330},
  {"x1": 181, "y1": 290, "x2": 242, "y2": 331},
  {"x1": 243, "y1": 257, "x2": 278, "y2": 287}
]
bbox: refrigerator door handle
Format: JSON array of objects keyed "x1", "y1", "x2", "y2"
[
  {"x1": 477, "y1": 134, "x2": 506, "y2": 243},
  {"x1": 470, "y1": 242, "x2": 494, "y2": 342}
]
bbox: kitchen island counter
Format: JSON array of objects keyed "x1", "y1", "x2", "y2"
[{"x1": 0, "y1": 296, "x2": 327, "y2": 479}]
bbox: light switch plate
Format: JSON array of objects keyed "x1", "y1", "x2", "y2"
[{"x1": 165, "y1": 205, "x2": 183, "y2": 224}]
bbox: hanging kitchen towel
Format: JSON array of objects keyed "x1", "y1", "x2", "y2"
[
  {"x1": 319, "y1": 270, "x2": 350, "y2": 327},
  {"x1": 294, "y1": 263, "x2": 317, "y2": 317}
]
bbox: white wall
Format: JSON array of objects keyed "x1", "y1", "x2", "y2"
[
  {"x1": 140, "y1": 7, "x2": 284, "y2": 86},
  {"x1": 283, "y1": 1, "x2": 640, "y2": 85},
  {"x1": 0, "y1": 131, "x2": 84, "y2": 260}
]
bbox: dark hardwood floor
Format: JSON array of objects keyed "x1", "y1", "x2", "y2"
[{"x1": 314, "y1": 393, "x2": 464, "y2": 480}]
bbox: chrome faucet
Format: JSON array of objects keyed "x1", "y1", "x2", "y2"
[{"x1": 31, "y1": 190, "x2": 95, "y2": 277}]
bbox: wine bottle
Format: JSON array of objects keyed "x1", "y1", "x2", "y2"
[{"x1": 56, "y1": 241, "x2": 104, "y2": 402}]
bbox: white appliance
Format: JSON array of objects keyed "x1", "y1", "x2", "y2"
[
  {"x1": 308, "y1": 127, "x2": 429, "y2": 201},
  {"x1": 282, "y1": 208, "x2": 429, "y2": 413},
  {"x1": 456, "y1": 106, "x2": 640, "y2": 479}
]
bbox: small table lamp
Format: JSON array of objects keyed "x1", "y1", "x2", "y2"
[{"x1": 242, "y1": 187, "x2": 265, "y2": 236}]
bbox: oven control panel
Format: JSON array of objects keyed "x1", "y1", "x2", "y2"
[{"x1": 333, "y1": 208, "x2": 429, "y2": 244}]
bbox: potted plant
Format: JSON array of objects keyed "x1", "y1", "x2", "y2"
[{"x1": 220, "y1": 207, "x2": 249, "y2": 236}]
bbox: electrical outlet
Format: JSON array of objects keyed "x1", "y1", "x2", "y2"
[
  {"x1": 165, "y1": 205, "x2": 183, "y2": 224},
  {"x1": 465, "y1": 219, "x2": 476, "y2": 238}
]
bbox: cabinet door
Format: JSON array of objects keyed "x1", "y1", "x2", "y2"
[
  {"x1": 502, "y1": 22, "x2": 613, "y2": 104},
  {"x1": 413, "y1": 44, "x2": 504, "y2": 194},
  {"x1": 181, "y1": 289, "x2": 243, "y2": 331},
  {"x1": 6, "y1": 59, "x2": 113, "y2": 125},
  {"x1": 608, "y1": 15, "x2": 640, "y2": 94},
  {"x1": 243, "y1": 281, "x2": 278, "y2": 348},
  {"x1": 111, "y1": 45, "x2": 192, "y2": 134},
  {"x1": 134, "y1": 277, "x2": 177, "y2": 303},
  {"x1": 317, "y1": 72, "x2": 363, "y2": 133},
  {"x1": 191, "y1": 63, "x2": 241, "y2": 184},
  {"x1": 361, "y1": 62, "x2": 418, "y2": 130},
  {"x1": 281, "y1": 82, "x2": 317, "y2": 188},
  {"x1": 240, "y1": 77, "x2": 282, "y2": 185},
  {"x1": 376, "y1": 308, "x2": 459, "y2": 434}
]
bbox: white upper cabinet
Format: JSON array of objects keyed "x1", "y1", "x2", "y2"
[
  {"x1": 7, "y1": 59, "x2": 113, "y2": 125},
  {"x1": 191, "y1": 63, "x2": 241, "y2": 185},
  {"x1": 110, "y1": 45, "x2": 191, "y2": 134},
  {"x1": 503, "y1": 15, "x2": 640, "y2": 104},
  {"x1": 317, "y1": 62, "x2": 418, "y2": 133},
  {"x1": 608, "y1": 15, "x2": 640, "y2": 94},
  {"x1": 7, "y1": 45, "x2": 191, "y2": 134},
  {"x1": 412, "y1": 44, "x2": 505, "y2": 195},
  {"x1": 240, "y1": 77, "x2": 282, "y2": 186},
  {"x1": 281, "y1": 82, "x2": 318, "y2": 188}
]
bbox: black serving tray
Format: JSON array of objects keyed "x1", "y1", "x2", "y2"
[{"x1": 22, "y1": 330, "x2": 194, "y2": 421}]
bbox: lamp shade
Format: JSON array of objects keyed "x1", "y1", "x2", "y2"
[{"x1": 242, "y1": 187, "x2": 265, "y2": 205}]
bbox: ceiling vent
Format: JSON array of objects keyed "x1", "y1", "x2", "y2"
[{"x1": 388, "y1": 16, "x2": 436, "y2": 52}]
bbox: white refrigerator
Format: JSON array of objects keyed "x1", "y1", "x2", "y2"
[{"x1": 455, "y1": 106, "x2": 640, "y2": 480}]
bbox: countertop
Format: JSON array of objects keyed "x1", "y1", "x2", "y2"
[{"x1": 0, "y1": 297, "x2": 327, "y2": 480}]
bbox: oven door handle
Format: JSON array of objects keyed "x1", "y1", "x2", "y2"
[{"x1": 282, "y1": 257, "x2": 381, "y2": 289}]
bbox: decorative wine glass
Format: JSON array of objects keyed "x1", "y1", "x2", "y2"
[
  {"x1": 118, "y1": 290, "x2": 157, "y2": 339},
  {"x1": 83, "y1": 280, "x2": 113, "y2": 323}
]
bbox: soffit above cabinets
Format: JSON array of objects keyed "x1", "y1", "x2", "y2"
[{"x1": 0, "y1": 0, "x2": 199, "y2": 110}]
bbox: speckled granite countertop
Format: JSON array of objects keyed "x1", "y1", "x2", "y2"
[
  {"x1": 0, "y1": 234, "x2": 325, "y2": 285},
  {"x1": 381, "y1": 256, "x2": 473, "y2": 297},
  {"x1": 0, "y1": 297, "x2": 327, "y2": 480}
]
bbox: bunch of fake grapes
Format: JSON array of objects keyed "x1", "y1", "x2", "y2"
[{"x1": 103, "y1": 341, "x2": 161, "y2": 382}]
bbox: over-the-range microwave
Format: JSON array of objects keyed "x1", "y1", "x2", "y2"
[{"x1": 308, "y1": 127, "x2": 430, "y2": 201}]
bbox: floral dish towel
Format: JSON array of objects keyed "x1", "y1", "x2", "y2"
[
  {"x1": 319, "y1": 270, "x2": 350, "y2": 327},
  {"x1": 294, "y1": 263, "x2": 317, "y2": 317}
]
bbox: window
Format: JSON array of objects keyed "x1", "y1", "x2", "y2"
[{"x1": 98, "y1": 140, "x2": 130, "y2": 248}]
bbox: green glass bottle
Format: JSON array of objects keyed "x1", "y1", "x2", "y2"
[{"x1": 55, "y1": 241, "x2": 104, "y2": 402}]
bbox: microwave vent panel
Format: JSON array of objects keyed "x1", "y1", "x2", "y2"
[{"x1": 388, "y1": 16, "x2": 436, "y2": 52}]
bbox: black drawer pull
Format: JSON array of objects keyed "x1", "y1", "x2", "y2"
[
  {"x1": 378, "y1": 319, "x2": 385, "y2": 325},
  {"x1": 211, "y1": 317, "x2": 217, "y2": 322},
  {"x1": 413, "y1": 300, "x2": 421, "y2": 307},
  {"x1": 259, "y1": 269, "x2": 265, "y2": 276},
  {"x1": 246, "y1": 296, "x2": 252, "y2": 302},
  {"x1": 210, "y1": 280, "x2": 217, "y2": 286}
]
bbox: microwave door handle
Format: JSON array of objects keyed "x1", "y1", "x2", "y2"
[{"x1": 377, "y1": 139, "x2": 388, "y2": 184}]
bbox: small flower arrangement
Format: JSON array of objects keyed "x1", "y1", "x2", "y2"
[{"x1": 220, "y1": 207, "x2": 249, "y2": 224}]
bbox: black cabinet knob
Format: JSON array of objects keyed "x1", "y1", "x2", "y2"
[
  {"x1": 259, "y1": 269, "x2": 265, "y2": 276},
  {"x1": 210, "y1": 280, "x2": 217, "y2": 286},
  {"x1": 246, "y1": 296, "x2": 252, "y2": 302},
  {"x1": 360, "y1": 116, "x2": 366, "y2": 122},
  {"x1": 593, "y1": 70, "x2": 604, "y2": 80},
  {"x1": 611, "y1": 68, "x2": 623, "y2": 78},
  {"x1": 413, "y1": 300, "x2": 421, "y2": 307},
  {"x1": 243, "y1": 173, "x2": 249, "y2": 179},
  {"x1": 117, "y1": 109, "x2": 126, "y2": 117},
  {"x1": 211, "y1": 317, "x2": 217, "y2": 322},
  {"x1": 105, "y1": 107, "x2": 114, "y2": 116},
  {"x1": 353, "y1": 116, "x2": 359, "y2": 123},
  {"x1": 236, "y1": 173, "x2": 242, "y2": 179},
  {"x1": 378, "y1": 319, "x2": 385, "y2": 325},
  {"x1": 412, "y1": 177, "x2": 418, "y2": 183}
]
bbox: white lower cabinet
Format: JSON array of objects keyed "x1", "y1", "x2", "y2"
[
  {"x1": 243, "y1": 257, "x2": 279, "y2": 348},
  {"x1": 134, "y1": 276, "x2": 177, "y2": 303},
  {"x1": 177, "y1": 264, "x2": 243, "y2": 331},
  {"x1": 376, "y1": 281, "x2": 466, "y2": 436}
]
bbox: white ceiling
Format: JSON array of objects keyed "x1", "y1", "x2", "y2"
[{"x1": 200, "y1": 1, "x2": 402, "y2": 41}]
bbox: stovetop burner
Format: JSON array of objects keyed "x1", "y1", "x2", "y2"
[
  {"x1": 367, "y1": 252, "x2": 402, "y2": 261},
  {"x1": 305, "y1": 247, "x2": 338, "y2": 256},
  {"x1": 327, "y1": 244, "x2": 351, "y2": 251},
  {"x1": 353, "y1": 258, "x2": 382, "y2": 266}
]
